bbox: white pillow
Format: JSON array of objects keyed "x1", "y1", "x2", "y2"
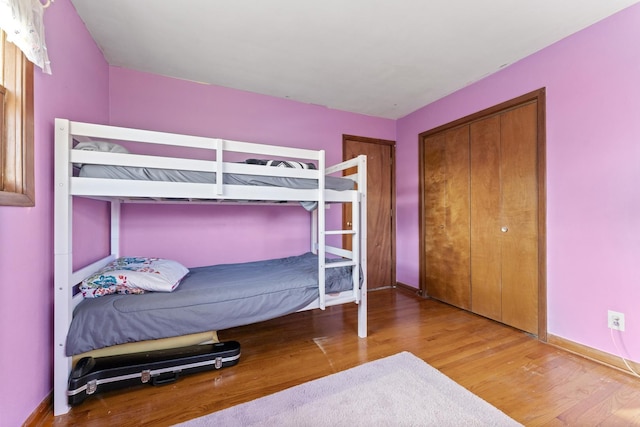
[
  {"x1": 80, "y1": 257, "x2": 189, "y2": 298},
  {"x1": 74, "y1": 140, "x2": 130, "y2": 154}
]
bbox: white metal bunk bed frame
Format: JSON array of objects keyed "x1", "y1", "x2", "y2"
[{"x1": 53, "y1": 118, "x2": 367, "y2": 416}]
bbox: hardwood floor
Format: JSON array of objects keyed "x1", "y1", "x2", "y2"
[{"x1": 39, "y1": 288, "x2": 640, "y2": 426}]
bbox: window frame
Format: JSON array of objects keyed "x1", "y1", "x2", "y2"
[{"x1": 0, "y1": 29, "x2": 35, "y2": 207}]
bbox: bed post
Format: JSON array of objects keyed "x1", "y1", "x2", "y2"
[
  {"x1": 358, "y1": 154, "x2": 367, "y2": 338},
  {"x1": 318, "y1": 150, "x2": 326, "y2": 309},
  {"x1": 53, "y1": 119, "x2": 73, "y2": 415},
  {"x1": 111, "y1": 199, "x2": 120, "y2": 257},
  {"x1": 311, "y1": 209, "x2": 318, "y2": 254}
]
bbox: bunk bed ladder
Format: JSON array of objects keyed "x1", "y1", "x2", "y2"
[
  {"x1": 313, "y1": 154, "x2": 366, "y2": 321},
  {"x1": 314, "y1": 151, "x2": 365, "y2": 312},
  {"x1": 324, "y1": 153, "x2": 367, "y2": 339}
]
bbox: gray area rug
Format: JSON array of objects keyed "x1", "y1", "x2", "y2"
[{"x1": 175, "y1": 351, "x2": 522, "y2": 426}]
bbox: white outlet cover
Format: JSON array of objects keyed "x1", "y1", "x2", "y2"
[{"x1": 608, "y1": 310, "x2": 625, "y2": 331}]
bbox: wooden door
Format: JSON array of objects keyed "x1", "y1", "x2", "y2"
[
  {"x1": 500, "y1": 102, "x2": 539, "y2": 334},
  {"x1": 343, "y1": 135, "x2": 395, "y2": 289},
  {"x1": 469, "y1": 102, "x2": 539, "y2": 335},
  {"x1": 470, "y1": 116, "x2": 502, "y2": 320},
  {"x1": 423, "y1": 127, "x2": 471, "y2": 309}
]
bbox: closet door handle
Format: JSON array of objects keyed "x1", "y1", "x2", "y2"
[
  {"x1": 347, "y1": 221, "x2": 352, "y2": 227},
  {"x1": 501, "y1": 226, "x2": 509, "y2": 233}
]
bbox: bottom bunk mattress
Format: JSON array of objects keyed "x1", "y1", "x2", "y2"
[{"x1": 66, "y1": 253, "x2": 355, "y2": 356}]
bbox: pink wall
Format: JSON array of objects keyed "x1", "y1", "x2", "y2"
[
  {"x1": 108, "y1": 68, "x2": 395, "y2": 267},
  {"x1": 396, "y1": 4, "x2": 640, "y2": 361},
  {"x1": 0, "y1": 0, "x2": 110, "y2": 425}
]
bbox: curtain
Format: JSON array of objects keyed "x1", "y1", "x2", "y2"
[{"x1": 0, "y1": 0, "x2": 51, "y2": 74}]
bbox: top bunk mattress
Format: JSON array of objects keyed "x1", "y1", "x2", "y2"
[
  {"x1": 78, "y1": 163, "x2": 355, "y2": 209},
  {"x1": 78, "y1": 164, "x2": 355, "y2": 191},
  {"x1": 66, "y1": 252, "x2": 356, "y2": 356}
]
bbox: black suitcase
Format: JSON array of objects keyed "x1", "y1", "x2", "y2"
[{"x1": 67, "y1": 340, "x2": 241, "y2": 405}]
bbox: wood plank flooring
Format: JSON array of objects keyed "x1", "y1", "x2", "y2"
[{"x1": 39, "y1": 288, "x2": 640, "y2": 426}]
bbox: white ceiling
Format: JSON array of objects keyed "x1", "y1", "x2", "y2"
[{"x1": 69, "y1": 0, "x2": 639, "y2": 119}]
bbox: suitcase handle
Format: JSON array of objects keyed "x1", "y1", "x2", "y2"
[{"x1": 152, "y1": 372, "x2": 180, "y2": 386}]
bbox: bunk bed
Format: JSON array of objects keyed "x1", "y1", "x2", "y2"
[{"x1": 53, "y1": 119, "x2": 367, "y2": 416}]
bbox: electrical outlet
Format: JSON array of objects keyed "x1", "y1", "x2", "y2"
[{"x1": 608, "y1": 310, "x2": 625, "y2": 331}]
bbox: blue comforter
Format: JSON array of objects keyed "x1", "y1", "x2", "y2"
[{"x1": 66, "y1": 253, "x2": 355, "y2": 355}]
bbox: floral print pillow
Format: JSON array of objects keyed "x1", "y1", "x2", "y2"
[{"x1": 80, "y1": 257, "x2": 189, "y2": 298}]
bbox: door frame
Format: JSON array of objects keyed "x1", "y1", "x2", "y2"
[
  {"x1": 343, "y1": 135, "x2": 397, "y2": 289},
  {"x1": 418, "y1": 88, "x2": 547, "y2": 341}
]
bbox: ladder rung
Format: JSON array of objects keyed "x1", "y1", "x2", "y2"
[
  {"x1": 325, "y1": 261, "x2": 356, "y2": 268},
  {"x1": 325, "y1": 230, "x2": 356, "y2": 235}
]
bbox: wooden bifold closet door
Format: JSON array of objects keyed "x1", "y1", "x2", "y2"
[
  {"x1": 420, "y1": 91, "x2": 545, "y2": 337},
  {"x1": 423, "y1": 127, "x2": 471, "y2": 310},
  {"x1": 470, "y1": 103, "x2": 539, "y2": 334}
]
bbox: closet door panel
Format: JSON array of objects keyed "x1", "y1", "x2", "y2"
[
  {"x1": 424, "y1": 133, "x2": 447, "y2": 301},
  {"x1": 444, "y1": 127, "x2": 471, "y2": 310},
  {"x1": 470, "y1": 116, "x2": 502, "y2": 321},
  {"x1": 424, "y1": 127, "x2": 471, "y2": 309},
  {"x1": 500, "y1": 103, "x2": 539, "y2": 335}
]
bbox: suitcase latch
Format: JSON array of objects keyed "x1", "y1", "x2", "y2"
[
  {"x1": 86, "y1": 380, "x2": 97, "y2": 395},
  {"x1": 215, "y1": 357, "x2": 223, "y2": 369},
  {"x1": 141, "y1": 370, "x2": 151, "y2": 383}
]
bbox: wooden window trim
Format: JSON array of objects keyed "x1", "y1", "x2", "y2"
[{"x1": 0, "y1": 29, "x2": 35, "y2": 207}]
